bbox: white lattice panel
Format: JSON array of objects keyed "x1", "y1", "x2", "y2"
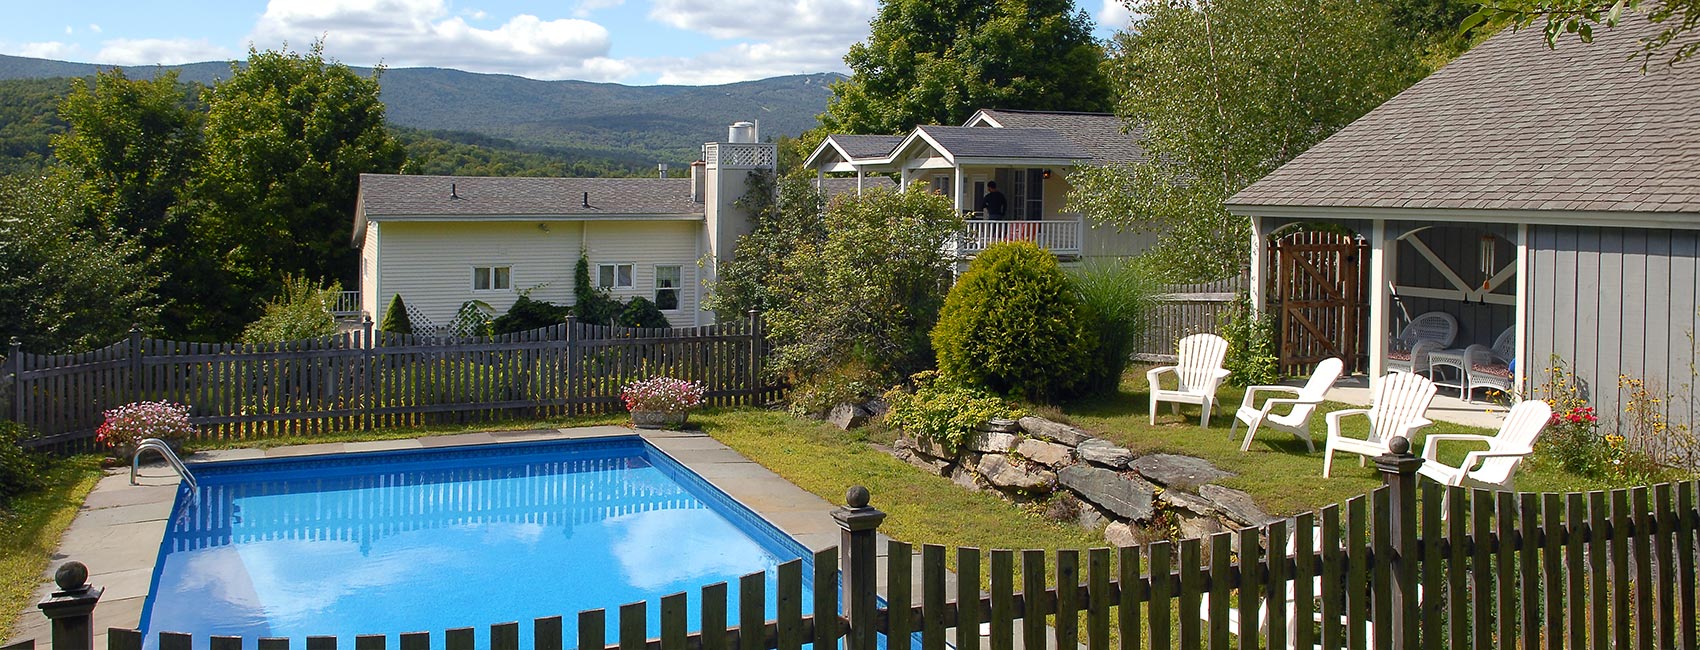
[{"x1": 705, "y1": 143, "x2": 776, "y2": 170}]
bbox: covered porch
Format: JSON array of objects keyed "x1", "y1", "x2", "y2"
[{"x1": 1248, "y1": 213, "x2": 1527, "y2": 400}]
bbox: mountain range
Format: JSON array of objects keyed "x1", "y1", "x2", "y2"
[{"x1": 0, "y1": 54, "x2": 841, "y2": 167}]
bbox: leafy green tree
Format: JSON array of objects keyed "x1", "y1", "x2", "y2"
[
  {"x1": 822, "y1": 0, "x2": 1112, "y2": 135},
  {"x1": 0, "y1": 174, "x2": 159, "y2": 352},
  {"x1": 0, "y1": 78, "x2": 73, "y2": 176},
  {"x1": 932, "y1": 241, "x2": 1098, "y2": 402},
  {"x1": 572, "y1": 252, "x2": 624, "y2": 325},
  {"x1": 191, "y1": 43, "x2": 406, "y2": 336},
  {"x1": 240, "y1": 275, "x2": 341, "y2": 343},
  {"x1": 1465, "y1": 0, "x2": 1699, "y2": 65},
  {"x1": 380, "y1": 294, "x2": 414, "y2": 334},
  {"x1": 52, "y1": 69, "x2": 207, "y2": 337},
  {"x1": 702, "y1": 169, "x2": 826, "y2": 321},
  {"x1": 1068, "y1": 0, "x2": 1426, "y2": 281},
  {"x1": 764, "y1": 185, "x2": 962, "y2": 392}
]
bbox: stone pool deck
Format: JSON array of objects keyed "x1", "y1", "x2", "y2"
[{"x1": 6, "y1": 426, "x2": 969, "y2": 649}]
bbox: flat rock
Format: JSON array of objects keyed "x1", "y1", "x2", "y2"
[
  {"x1": 1161, "y1": 489, "x2": 1219, "y2": 517},
  {"x1": 976, "y1": 454, "x2": 1057, "y2": 491},
  {"x1": 1015, "y1": 439, "x2": 1073, "y2": 467},
  {"x1": 1076, "y1": 501, "x2": 1109, "y2": 531},
  {"x1": 981, "y1": 418, "x2": 1021, "y2": 433},
  {"x1": 1076, "y1": 439, "x2": 1134, "y2": 468},
  {"x1": 828, "y1": 403, "x2": 870, "y2": 430},
  {"x1": 1104, "y1": 522, "x2": 1139, "y2": 547},
  {"x1": 906, "y1": 436, "x2": 954, "y2": 460},
  {"x1": 951, "y1": 464, "x2": 986, "y2": 492},
  {"x1": 1058, "y1": 464, "x2": 1154, "y2": 521},
  {"x1": 967, "y1": 431, "x2": 1017, "y2": 454},
  {"x1": 1017, "y1": 416, "x2": 1092, "y2": 446},
  {"x1": 1198, "y1": 484, "x2": 1278, "y2": 527},
  {"x1": 1131, "y1": 454, "x2": 1235, "y2": 488},
  {"x1": 1178, "y1": 515, "x2": 1225, "y2": 540},
  {"x1": 861, "y1": 398, "x2": 890, "y2": 418},
  {"x1": 892, "y1": 444, "x2": 952, "y2": 476}
]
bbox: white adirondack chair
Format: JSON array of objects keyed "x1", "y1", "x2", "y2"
[
  {"x1": 1418, "y1": 399, "x2": 1549, "y2": 494},
  {"x1": 1385, "y1": 312, "x2": 1458, "y2": 376},
  {"x1": 1231, "y1": 357, "x2": 1345, "y2": 453},
  {"x1": 1322, "y1": 372, "x2": 1438, "y2": 477},
  {"x1": 1148, "y1": 333, "x2": 1232, "y2": 428},
  {"x1": 1463, "y1": 327, "x2": 1517, "y2": 402}
]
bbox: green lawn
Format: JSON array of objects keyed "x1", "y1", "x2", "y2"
[{"x1": 0, "y1": 456, "x2": 103, "y2": 643}]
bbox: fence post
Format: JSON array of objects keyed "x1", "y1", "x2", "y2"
[
  {"x1": 565, "y1": 316, "x2": 578, "y2": 417},
  {"x1": 37, "y1": 562, "x2": 102, "y2": 650},
  {"x1": 126, "y1": 326, "x2": 143, "y2": 403},
  {"x1": 360, "y1": 316, "x2": 375, "y2": 429},
  {"x1": 746, "y1": 310, "x2": 760, "y2": 401},
  {"x1": 834, "y1": 486, "x2": 886, "y2": 650},
  {"x1": 1374, "y1": 436, "x2": 1423, "y2": 650},
  {"x1": 8, "y1": 337, "x2": 21, "y2": 426}
]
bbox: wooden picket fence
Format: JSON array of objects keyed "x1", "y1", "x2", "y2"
[
  {"x1": 1132, "y1": 276, "x2": 1245, "y2": 363},
  {"x1": 0, "y1": 313, "x2": 778, "y2": 452},
  {"x1": 12, "y1": 451, "x2": 1699, "y2": 650}
]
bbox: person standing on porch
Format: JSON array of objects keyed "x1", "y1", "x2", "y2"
[{"x1": 982, "y1": 181, "x2": 1007, "y2": 219}]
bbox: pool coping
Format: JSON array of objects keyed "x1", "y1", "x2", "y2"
[{"x1": 5, "y1": 426, "x2": 941, "y2": 649}]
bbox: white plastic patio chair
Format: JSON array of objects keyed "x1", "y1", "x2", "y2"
[
  {"x1": 1148, "y1": 333, "x2": 1231, "y2": 428},
  {"x1": 1463, "y1": 327, "x2": 1517, "y2": 402},
  {"x1": 1231, "y1": 358, "x2": 1345, "y2": 453},
  {"x1": 1321, "y1": 372, "x2": 1437, "y2": 477},
  {"x1": 1418, "y1": 399, "x2": 1549, "y2": 495},
  {"x1": 1197, "y1": 525, "x2": 1387, "y2": 649},
  {"x1": 1385, "y1": 312, "x2": 1457, "y2": 377}
]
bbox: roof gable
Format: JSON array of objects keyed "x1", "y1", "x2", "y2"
[
  {"x1": 357, "y1": 175, "x2": 703, "y2": 219},
  {"x1": 1228, "y1": 18, "x2": 1700, "y2": 215}
]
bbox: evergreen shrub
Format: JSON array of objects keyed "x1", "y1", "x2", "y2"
[
  {"x1": 932, "y1": 241, "x2": 1099, "y2": 402},
  {"x1": 380, "y1": 294, "x2": 413, "y2": 334},
  {"x1": 491, "y1": 295, "x2": 570, "y2": 334}
]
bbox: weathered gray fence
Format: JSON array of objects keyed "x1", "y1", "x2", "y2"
[
  {"x1": 0, "y1": 313, "x2": 777, "y2": 452},
  {"x1": 1131, "y1": 276, "x2": 1245, "y2": 363},
  {"x1": 13, "y1": 445, "x2": 1699, "y2": 650}
]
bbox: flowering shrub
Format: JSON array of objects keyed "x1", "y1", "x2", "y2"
[
  {"x1": 620, "y1": 377, "x2": 707, "y2": 412},
  {"x1": 883, "y1": 371, "x2": 1021, "y2": 454},
  {"x1": 95, "y1": 401, "x2": 194, "y2": 454}
]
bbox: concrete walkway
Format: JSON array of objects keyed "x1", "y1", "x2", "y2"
[
  {"x1": 1323, "y1": 375, "x2": 1509, "y2": 430},
  {"x1": 5, "y1": 426, "x2": 954, "y2": 649}
]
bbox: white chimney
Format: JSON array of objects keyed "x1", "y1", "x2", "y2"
[
  {"x1": 727, "y1": 121, "x2": 757, "y2": 143},
  {"x1": 690, "y1": 160, "x2": 706, "y2": 203}
]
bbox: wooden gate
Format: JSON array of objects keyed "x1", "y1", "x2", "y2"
[{"x1": 1272, "y1": 229, "x2": 1369, "y2": 375}]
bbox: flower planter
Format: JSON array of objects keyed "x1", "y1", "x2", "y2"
[{"x1": 631, "y1": 410, "x2": 688, "y2": 430}]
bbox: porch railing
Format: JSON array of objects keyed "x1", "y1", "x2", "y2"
[
  {"x1": 951, "y1": 217, "x2": 1082, "y2": 257},
  {"x1": 331, "y1": 290, "x2": 362, "y2": 317}
]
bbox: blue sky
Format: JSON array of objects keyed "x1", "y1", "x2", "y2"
[{"x1": 0, "y1": 0, "x2": 1136, "y2": 85}]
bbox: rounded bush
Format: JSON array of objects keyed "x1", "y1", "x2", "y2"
[{"x1": 932, "y1": 241, "x2": 1099, "y2": 401}]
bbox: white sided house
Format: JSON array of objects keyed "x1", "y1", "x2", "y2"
[
  {"x1": 353, "y1": 126, "x2": 778, "y2": 329},
  {"x1": 804, "y1": 109, "x2": 1162, "y2": 264}
]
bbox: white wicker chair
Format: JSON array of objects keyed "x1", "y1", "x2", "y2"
[
  {"x1": 1418, "y1": 399, "x2": 1549, "y2": 495},
  {"x1": 1385, "y1": 312, "x2": 1458, "y2": 377},
  {"x1": 1322, "y1": 372, "x2": 1438, "y2": 477},
  {"x1": 1148, "y1": 333, "x2": 1232, "y2": 428},
  {"x1": 1231, "y1": 357, "x2": 1345, "y2": 453},
  {"x1": 1463, "y1": 327, "x2": 1517, "y2": 402}
]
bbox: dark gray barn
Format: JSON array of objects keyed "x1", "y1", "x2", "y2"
[{"x1": 1227, "y1": 17, "x2": 1700, "y2": 461}]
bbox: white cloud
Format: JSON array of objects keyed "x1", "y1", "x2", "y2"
[
  {"x1": 573, "y1": 0, "x2": 624, "y2": 18},
  {"x1": 648, "y1": 0, "x2": 876, "y2": 41},
  {"x1": 89, "y1": 24, "x2": 103, "y2": 33},
  {"x1": 9, "y1": 41, "x2": 81, "y2": 60},
  {"x1": 64, "y1": 26, "x2": 73, "y2": 35},
  {"x1": 95, "y1": 38, "x2": 235, "y2": 65},
  {"x1": 1097, "y1": 0, "x2": 1137, "y2": 32},
  {"x1": 249, "y1": 0, "x2": 621, "y2": 80},
  {"x1": 648, "y1": 35, "x2": 848, "y2": 84}
]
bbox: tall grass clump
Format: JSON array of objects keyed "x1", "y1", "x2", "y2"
[{"x1": 1069, "y1": 257, "x2": 1158, "y2": 393}]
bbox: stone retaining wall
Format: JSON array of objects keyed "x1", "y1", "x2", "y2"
[{"x1": 888, "y1": 416, "x2": 1277, "y2": 547}]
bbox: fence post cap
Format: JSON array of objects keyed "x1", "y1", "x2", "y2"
[
  {"x1": 833, "y1": 485, "x2": 885, "y2": 532},
  {"x1": 39, "y1": 562, "x2": 101, "y2": 616},
  {"x1": 1373, "y1": 436, "x2": 1423, "y2": 476}
]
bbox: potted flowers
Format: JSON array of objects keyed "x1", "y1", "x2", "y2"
[
  {"x1": 620, "y1": 377, "x2": 707, "y2": 429},
  {"x1": 95, "y1": 401, "x2": 195, "y2": 462}
]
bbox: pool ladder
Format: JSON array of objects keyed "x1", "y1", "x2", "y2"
[{"x1": 131, "y1": 438, "x2": 198, "y2": 493}]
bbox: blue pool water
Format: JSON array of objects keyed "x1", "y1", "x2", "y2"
[{"x1": 142, "y1": 437, "x2": 815, "y2": 649}]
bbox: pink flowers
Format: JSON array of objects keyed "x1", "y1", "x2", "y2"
[
  {"x1": 96, "y1": 401, "x2": 194, "y2": 450},
  {"x1": 620, "y1": 377, "x2": 706, "y2": 413}
]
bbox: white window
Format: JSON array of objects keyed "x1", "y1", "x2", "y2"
[
  {"x1": 654, "y1": 265, "x2": 682, "y2": 310},
  {"x1": 472, "y1": 266, "x2": 511, "y2": 291},
  {"x1": 1012, "y1": 168, "x2": 1045, "y2": 219},
  {"x1": 597, "y1": 263, "x2": 634, "y2": 289}
]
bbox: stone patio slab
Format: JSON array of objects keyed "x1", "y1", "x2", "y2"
[{"x1": 343, "y1": 439, "x2": 424, "y2": 453}]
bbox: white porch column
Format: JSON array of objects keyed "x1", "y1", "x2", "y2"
[
  {"x1": 816, "y1": 168, "x2": 824, "y2": 194},
  {"x1": 952, "y1": 165, "x2": 964, "y2": 213},
  {"x1": 856, "y1": 169, "x2": 864, "y2": 195},
  {"x1": 1249, "y1": 215, "x2": 1266, "y2": 315},
  {"x1": 1514, "y1": 224, "x2": 1530, "y2": 398},
  {"x1": 1367, "y1": 219, "x2": 1392, "y2": 387}
]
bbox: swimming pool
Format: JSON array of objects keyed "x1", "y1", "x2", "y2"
[{"x1": 141, "y1": 437, "x2": 815, "y2": 649}]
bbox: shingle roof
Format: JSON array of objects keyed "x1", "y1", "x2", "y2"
[
  {"x1": 916, "y1": 126, "x2": 1091, "y2": 160},
  {"x1": 358, "y1": 174, "x2": 702, "y2": 217},
  {"x1": 975, "y1": 110, "x2": 1148, "y2": 165},
  {"x1": 830, "y1": 134, "x2": 904, "y2": 159},
  {"x1": 1228, "y1": 18, "x2": 1700, "y2": 214},
  {"x1": 817, "y1": 176, "x2": 897, "y2": 197}
]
